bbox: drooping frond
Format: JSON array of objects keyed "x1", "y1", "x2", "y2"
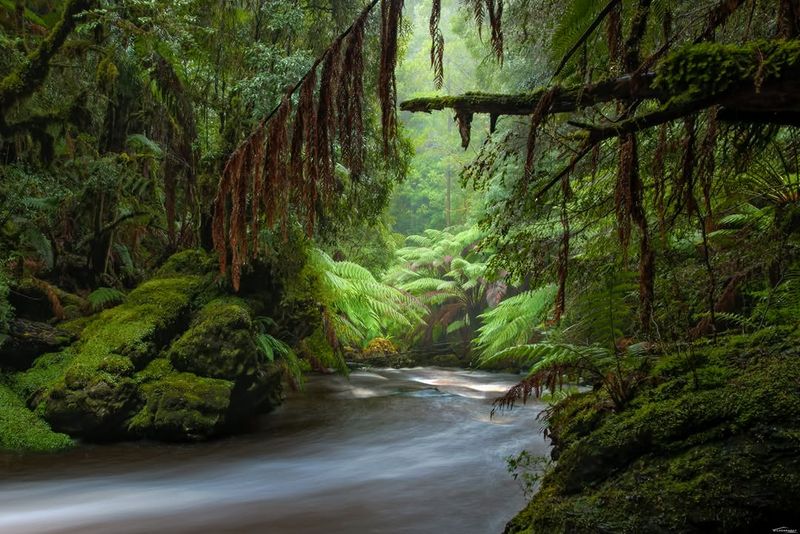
[
  {"x1": 485, "y1": 342, "x2": 611, "y2": 415},
  {"x1": 485, "y1": 0, "x2": 504, "y2": 64},
  {"x1": 475, "y1": 284, "x2": 557, "y2": 356},
  {"x1": 379, "y1": 0, "x2": 404, "y2": 154},
  {"x1": 255, "y1": 330, "x2": 304, "y2": 390}
]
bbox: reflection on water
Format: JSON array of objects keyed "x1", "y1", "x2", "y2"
[{"x1": 0, "y1": 367, "x2": 548, "y2": 534}]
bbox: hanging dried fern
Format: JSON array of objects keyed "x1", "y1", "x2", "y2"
[
  {"x1": 338, "y1": 14, "x2": 366, "y2": 179},
  {"x1": 524, "y1": 87, "x2": 558, "y2": 180},
  {"x1": 616, "y1": 135, "x2": 635, "y2": 255},
  {"x1": 652, "y1": 123, "x2": 667, "y2": 241},
  {"x1": 465, "y1": 0, "x2": 484, "y2": 38},
  {"x1": 616, "y1": 133, "x2": 654, "y2": 326},
  {"x1": 430, "y1": 0, "x2": 445, "y2": 89},
  {"x1": 554, "y1": 175, "x2": 571, "y2": 322},
  {"x1": 212, "y1": 0, "x2": 390, "y2": 290},
  {"x1": 606, "y1": 2, "x2": 622, "y2": 70},
  {"x1": 485, "y1": 0, "x2": 504, "y2": 64},
  {"x1": 379, "y1": 0, "x2": 404, "y2": 154},
  {"x1": 317, "y1": 36, "x2": 343, "y2": 197}
]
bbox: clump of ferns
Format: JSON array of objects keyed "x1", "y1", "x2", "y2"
[
  {"x1": 484, "y1": 341, "x2": 651, "y2": 416},
  {"x1": 480, "y1": 269, "x2": 652, "y2": 415},
  {"x1": 254, "y1": 315, "x2": 304, "y2": 391}
]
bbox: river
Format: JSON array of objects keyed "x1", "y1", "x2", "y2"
[{"x1": 0, "y1": 367, "x2": 548, "y2": 533}]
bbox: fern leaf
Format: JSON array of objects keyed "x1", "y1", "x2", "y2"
[{"x1": 87, "y1": 287, "x2": 126, "y2": 311}]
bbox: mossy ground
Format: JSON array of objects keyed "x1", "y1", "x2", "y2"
[
  {"x1": 0, "y1": 382, "x2": 72, "y2": 452},
  {"x1": 505, "y1": 329, "x2": 800, "y2": 533}
]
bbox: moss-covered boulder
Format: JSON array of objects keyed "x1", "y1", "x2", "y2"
[
  {"x1": 129, "y1": 362, "x2": 234, "y2": 441},
  {"x1": 3, "y1": 250, "x2": 284, "y2": 448},
  {"x1": 37, "y1": 273, "x2": 208, "y2": 438},
  {"x1": 168, "y1": 298, "x2": 260, "y2": 381},
  {"x1": 505, "y1": 330, "x2": 800, "y2": 533},
  {"x1": 168, "y1": 297, "x2": 283, "y2": 423},
  {"x1": 0, "y1": 382, "x2": 72, "y2": 452}
]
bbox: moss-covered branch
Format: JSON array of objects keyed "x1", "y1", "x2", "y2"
[
  {"x1": 0, "y1": 0, "x2": 93, "y2": 118},
  {"x1": 400, "y1": 41, "x2": 800, "y2": 123},
  {"x1": 400, "y1": 73, "x2": 660, "y2": 116}
]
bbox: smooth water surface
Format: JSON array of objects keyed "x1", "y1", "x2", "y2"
[{"x1": 0, "y1": 367, "x2": 548, "y2": 533}]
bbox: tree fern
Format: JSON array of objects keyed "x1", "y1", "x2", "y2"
[
  {"x1": 475, "y1": 284, "x2": 557, "y2": 357},
  {"x1": 309, "y1": 248, "x2": 425, "y2": 347}
]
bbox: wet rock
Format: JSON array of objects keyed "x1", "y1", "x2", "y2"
[{"x1": 504, "y1": 331, "x2": 800, "y2": 533}]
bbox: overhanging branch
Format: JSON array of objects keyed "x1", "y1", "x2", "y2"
[
  {"x1": 400, "y1": 73, "x2": 659, "y2": 117},
  {"x1": 0, "y1": 0, "x2": 93, "y2": 119}
]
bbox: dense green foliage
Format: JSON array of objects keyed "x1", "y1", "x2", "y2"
[{"x1": 2, "y1": 0, "x2": 800, "y2": 532}]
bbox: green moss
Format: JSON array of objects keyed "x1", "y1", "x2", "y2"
[
  {"x1": 168, "y1": 297, "x2": 260, "y2": 381},
  {"x1": 507, "y1": 333, "x2": 800, "y2": 533},
  {"x1": 0, "y1": 382, "x2": 72, "y2": 452},
  {"x1": 155, "y1": 249, "x2": 217, "y2": 278},
  {"x1": 654, "y1": 40, "x2": 800, "y2": 107},
  {"x1": 38, "y1": 269, "x2": 216, "y2": 438},
  {"x1": 11, "y1": 349, "x2": 77, "y2": 406},
  {"x1": 136, "y1": 358, "x2": 174, "y2": 383},
  {"x1": 59, "y1": 314, "x2": 97, "y2": 337},
  {"x1": 128, "y1": 371, "x2": 233, "y2": 441}
]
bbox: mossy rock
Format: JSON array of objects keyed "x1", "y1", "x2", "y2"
[
  {"x1": 128, "y1": 371, "x2": 233, "y2": 441},
  {"x1": 505, "y1": 334, "x2": 800, "y2": 533},
  {"x1": 168, "y1": 298, "x2": 260, "y2": 381},
  {"x1": 0, "y1": 382, "x2": 72, "y2": 452},
  {"x1": 43, "y1": 357, "x2": 140, "y2": 438},
  {"x1": 156, "y1": 249, "x2": 218, "y2": 278},
  {"x1": 36, "y1": 257, "x2": 218, "y2": 439},
  {"x1": 12, "y1": 348, "x2": 77, "y2": 407},
  {"x1": 2, "y1": 250, "x2": 284, "y2": 447}
]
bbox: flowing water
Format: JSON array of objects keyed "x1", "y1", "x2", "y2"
[{"x1": 0, "y1": 367, "x2": 548, "y2": 534}]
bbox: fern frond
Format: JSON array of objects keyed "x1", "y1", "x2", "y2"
[
  {"x1": 475, "y1": 285, "x2": 557, "y2": 356},
  {"x1": 87, "y1": 287, "x2": 126, "y2": 311}
]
